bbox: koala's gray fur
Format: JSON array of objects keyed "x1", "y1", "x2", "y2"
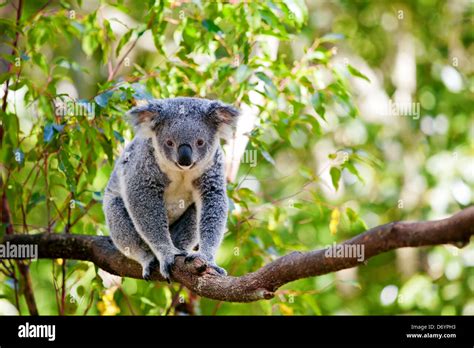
[{"x1": 103, "y1": 97, "x2": 239, "y2": 281}]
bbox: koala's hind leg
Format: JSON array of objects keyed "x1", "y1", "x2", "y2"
[
  {"x1": 170, "y1": 203, "x2": 198, "y2": 252},
  {"x1": 104, "y1": 196, "x2": 157, "y2": 280}
]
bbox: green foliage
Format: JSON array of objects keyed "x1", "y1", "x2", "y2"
[{"x1": 0, "y1": 0, "x2": 472, "y2": 316}]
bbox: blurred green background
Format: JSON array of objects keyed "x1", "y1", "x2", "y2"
[{"x1": 0, "y1": 0, "x2": 472, "y2": 315}]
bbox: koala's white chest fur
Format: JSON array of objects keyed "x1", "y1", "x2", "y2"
[
  {"x1": 150, "y1": 135, "x2": 214, "y2": 225},
  {"x1": 164, "y1": 170, "x2": 198, "y2": 224}
]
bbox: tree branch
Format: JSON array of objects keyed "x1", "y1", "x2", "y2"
[{"x1": 2, "y1": 207, "x2": 473, "y2": 303}]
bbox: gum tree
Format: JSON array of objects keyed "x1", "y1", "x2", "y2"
[{"x1": 0, "y1": 0, "x2": 472, "y2": 315}]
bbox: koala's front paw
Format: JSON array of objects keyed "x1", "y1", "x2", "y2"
[
  {"x1": 157, "y1": 250, "x2": 187, "y2": 282},
  {"x1": 184, "y1": 252, "x2": 208, "y2": 273},
  {"x1": 184, "y1": 252, "x2": 227, "y2": 276}
]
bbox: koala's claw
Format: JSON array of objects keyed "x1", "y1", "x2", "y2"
[
  {"x1": 166, "y1": 264, "x2": 173, "y2": 283},
  {"x1": 184, "y1": 253, "x2": 227, "y2": 276},
  {"x1": 209, "y1": 264, "x2": 227, "y2": 276},
  {"x1": 184, "y1": 252, "x2": 208, "y2": 273},
  {"x1": 184, "y1": 253, "x2": 206, "y2": 264},
  {"x1": 142, "y1": 258, "x2": 159, "y2": 281}
]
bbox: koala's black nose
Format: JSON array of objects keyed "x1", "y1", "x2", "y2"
[{"x1": 177, "y1": 144, "x2": 193, "y2": 166}]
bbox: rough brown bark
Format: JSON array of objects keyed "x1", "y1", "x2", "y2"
[{"x1": 2, "y1": 207, "x2": 473, "y2": 302}]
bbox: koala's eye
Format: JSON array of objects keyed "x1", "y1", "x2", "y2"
[
  {"x1": 166, "y1": 140, "x2": 174, "y2": 147},
  {"x1": 196, "y1": 139, "x2": 205, "y2": 147}
]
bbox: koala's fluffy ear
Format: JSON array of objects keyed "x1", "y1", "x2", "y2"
[
  {"x1": 127, "y1": 102, "x2": 161, "y2": 136},
  {"x1": 207, "y1": 101, "x2": 240, "y2": 138}
]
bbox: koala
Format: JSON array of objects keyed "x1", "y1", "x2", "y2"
[{"x1": 103, "y1": 97, "x2": 239, "y2": 281}]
